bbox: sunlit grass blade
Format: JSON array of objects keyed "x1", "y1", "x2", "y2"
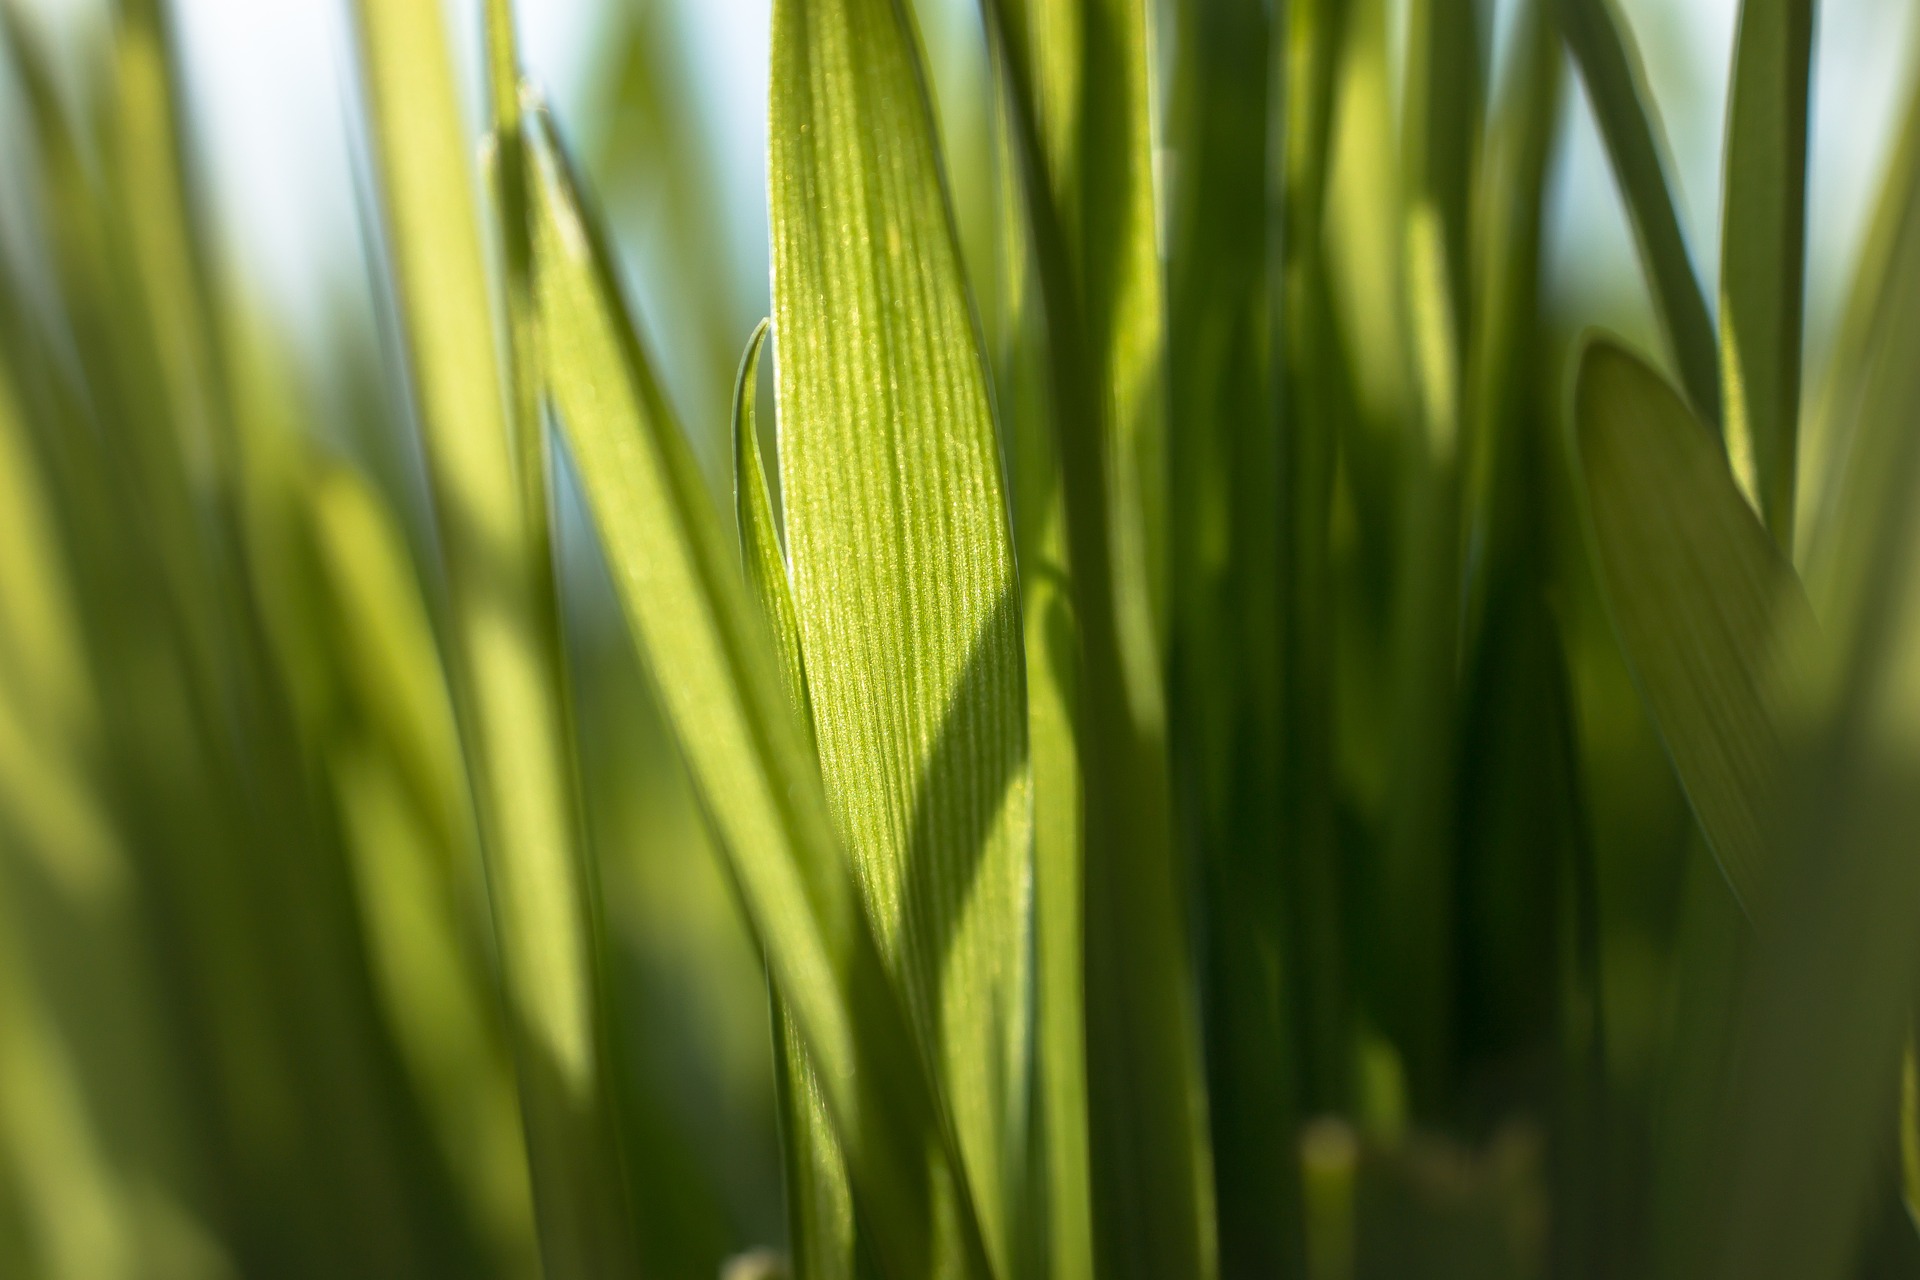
[
  {"x1": 1557, "y1": 0, "x2": 1722, "y2": 428},
  {"x1": 1571, "y1": 338, "x2": 1812, "y2": 916},
  {"x1": 348, "y1": 1, "x2": 637, "y2": 1271},
  {"x1": 525, "y1": 107, "x2": 977, "y2": 1279},
  {"x1": 767, "y1": 1, "x2": 1033, "y2": 1274},
  {"x1": 1718, "y1": 0, "x2": 1814, "y2": 545},
  {"x1": 733, "y1": 319, "x2": 858, "y2": 1280},
  {"x1": 983, "y1": 0, "x2": 1218, "y2": 1271}
]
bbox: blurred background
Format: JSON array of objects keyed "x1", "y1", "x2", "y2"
[{"x1": 0, "y1": 0, "x2": 1915, "y2": 1275}]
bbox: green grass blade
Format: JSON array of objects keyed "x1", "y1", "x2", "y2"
[
  {"x1": 1719, "y1": 0, "x2": 1814, "y2": 546},
  {"x1": 524, "y1": 109, "x2": 976, "y2": 1280},
  {"x1": 1571, "y1": 338, "x2": 1813, "y2": 916},
  {"x1": 733, "y1": 320, "x2": 858, "y2": 1280},
  {"x1": 997, "y1": 101, "x2": 1093, "y2": 1280},
  {"x1": 767, "y1": 2, "x2": 1032, "y2": 1274},
  {"x1": 1695, "y1": 99, "x2": 1920, "y2": 1280},
  {"x1": 347, "y1": 2, "x2": 637, "y2": 1271},
  {"x1": 1557, "y1": 0, "x2": 1722, "y2": 428},
  {"x1": 983, "y1": 1, "x2": 1217, "y2": 1274}
]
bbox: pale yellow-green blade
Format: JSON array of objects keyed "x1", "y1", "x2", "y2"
[
  {"x1": 347, "y1": 1, "x2": 636, "y2": 1272},
  {"x1": 526, "y1": 109, "x2": 976, "y2": 1279},
  {"x1": 768, "y1": 1, "x2": 1031, "y2": 1274},
  {"x1": 1572, "y1": 339, "x2": 1813, "y2": 917},
  {"x1": 1719, "y1": 0, "x2": 1814, "y2": 546},
  {"x1": 733, "y1": 320, "x2": 857, "y2": 1280}
]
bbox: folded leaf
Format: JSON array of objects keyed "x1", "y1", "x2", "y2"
[{"x1": 1572, "y1": 339, "x2": 1812, "y2": 916}]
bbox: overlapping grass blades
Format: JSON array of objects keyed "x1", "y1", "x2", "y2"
[
  {"x1": 523, "y1": 103, "x2": 984, "y2": 1278},
  {"x1": 982, "y1": 1, "x2": 1217, "y2": 1275}
]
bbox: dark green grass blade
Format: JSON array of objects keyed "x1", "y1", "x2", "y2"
[
  {"x1": 1557, "y1": 0, "x2": 1722, "y2": 428},
  {"x1": 981, "y1": 1, "x2": 1219, "y2": 1275},
  {"x1": 525, "y1": 110, "x2": 975, "y2": 1280},
  {"x1": 1164, "y1": 0, "x2": 1300, "y2": 1270},
  {"x1": 1719, "y1": 0, "x2": 1815, "y2": 546},
  {"x1": 766, "y1": 1, "x2": 1032, "y2": 1272},
  {"x1": 733, "y1": 320, "x2": 859, "y2": 1280},
  {"x1": 1571, "y1": 339, "x2": 1813, "y2": 917}
]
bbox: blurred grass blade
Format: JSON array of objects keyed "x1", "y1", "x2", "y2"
[
  {"x1": 1697, "y1": 95, "x2": 1920, "y2": 1280},
  {"x1": 733, "y1": 319, "x2": 858, "y2": 1280},
  {"x1": 1557, "y1": 0, "x2": 1722, "y2": 428},
  {"x1": 1718, "y1": 0, "x2": 1814, "y2": 545},
  {"x1": 348, "y1": 1, "x2": 638, "y2": 1271},
  {"x1": 306, "y1": 465, "x2": 539, "y2": 1273},
  {"x1": 1801, "y1": 49, "x2": 1920, "y2": 581},
  {"x1": 525, "y1": 108, "x2": 976, "y2": 1279},
  {"x1": 767, "y1": 1, "x2": 1031, "y2": 1274},
  {"x1": 983, "y1": 2, "x2": 1218, "y2": 1275},
  {"x1": 1571, "y1": 339, "x2": 1812, "y2": 916}
]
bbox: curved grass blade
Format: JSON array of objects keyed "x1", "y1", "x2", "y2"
[
  {"x1": 981, "y1": 1, "x2": 1218, "y2": 1275},
  {"x1": 1719, "y1": 0, "x2": 1814, "y2": 546},
  {"x1": 1557, "y1": 0, "x2": 1722, "y2": 428},
  {"x1": 1571, "y1": 338, "x2": 1813, "y2": 917},
  {"x1": 768, "y1": 2, "x2": 1031, "y2": 1274},
  {"x1": 734, "y1": 320, "x2": 858, "y2": 1280},
  {"x1": 347, "y1": 1, "x2": 637, "y2": 1271},
  {"x1": 524, "y1": 108, "x2": 980, "y2": 1280}
]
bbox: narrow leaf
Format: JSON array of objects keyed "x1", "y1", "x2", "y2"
[
  {"x1": 1719, "y1": 0, "x2": 1814, "y2": 545},
  {"x1": 1557, "y1": 0, "x2": 1722, "y2": 428},
  {"x1": 768, "y1": 1, "x2": 1031, "y2": 1275},
  {"x1": 1572, "y1": 338, "x2": 1813, "y2": 915}
]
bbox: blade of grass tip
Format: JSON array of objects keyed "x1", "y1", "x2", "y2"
[
  {"x1": 1570, "y1": 338, "x2": 1814, "y2": 919},
  {"x1": 981, "y1": 2, "x2": 1218, "y2": 1276},
  {"x1": 767, "y1": 1, "x2": 1032, "y2": 1273},
  {"x1": 734, "y1": 319, "x2": 860, "y2": 1280},
  {"x1": 348, "y1": 1, "x2": 638, "y2": 1272},
  {"x1": 1719, "y1": 0, "x2": 1814, "y2": 547},
  {"x1": 1557, "y1": 0, "x2": 1723, "y2": 429},
  {"x1": 996, "y1": 98, "x2": 1092, "y2": 1280},
  {"x1": 524, "y1": 106, "x2": 973, "y2": 1279}
]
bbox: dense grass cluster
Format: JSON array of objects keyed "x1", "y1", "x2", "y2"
[{"x1": 1, "y1": 0, "x2": 1918, "y2": 1277}]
